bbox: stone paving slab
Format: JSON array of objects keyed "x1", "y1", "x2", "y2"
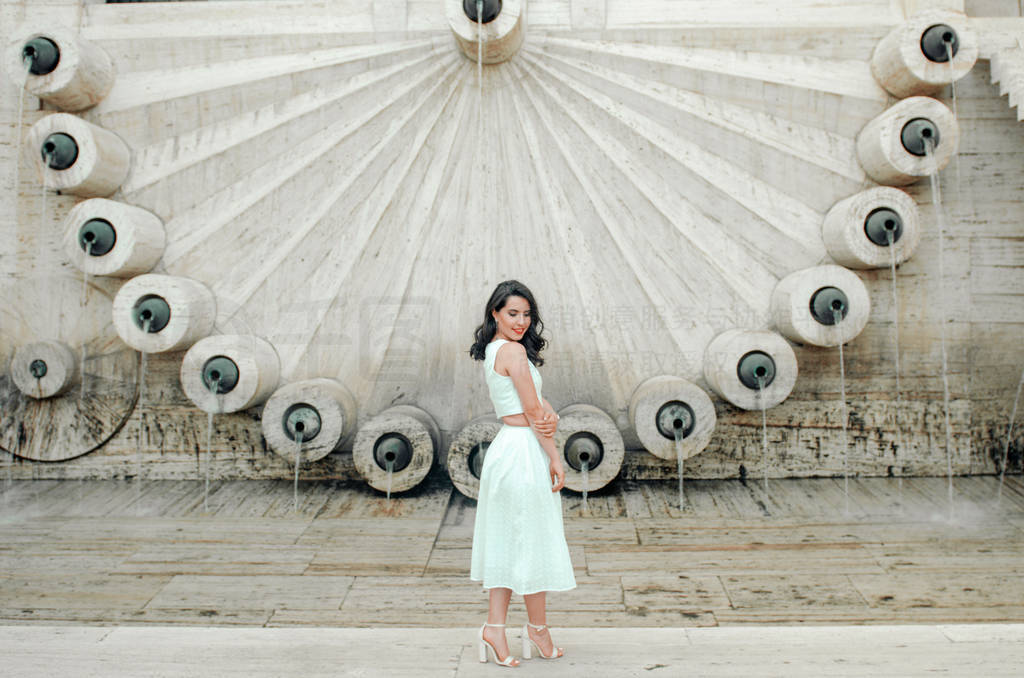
[
  {"x1": 583, "y1": 543, "x2": 888, "y2": 576},
  {"x1": 2, "y1": 478, "x2": 1023, "y2": 630},
  {"x1": 144, "y1": 574, "x2": 355, "y2": 611},
  {"x1": 112, "y1": 544, "x2": 318, "y2": 576},
  {"x1": 3, "y1": 625, "x2": 1024, "y2": 677}
]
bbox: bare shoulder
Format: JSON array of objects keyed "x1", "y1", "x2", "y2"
[
  {"x1": 496, "y1": 341, "x2": 526, "y2": 359},
  {"x1": 494, "y1": 341, "x2": 527, "y2": 376}
]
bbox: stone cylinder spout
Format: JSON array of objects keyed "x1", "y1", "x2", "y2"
[
  {"x1": 870, "y1": 10, "x2": 977, "y2": 99},
  {"x1": 5, "y1": 25, "x2": 115, "y2": 110},
  {"x1": 447, "y1": 0, "x2": 524, "y2": 64},
  {"x1": 26, "y1": 113, "x2": 130, "y2": 197},
  {"x1": 553, "y1": 404, "x2": 624, "y2": 493},
  {"x1": 771, "y1": 265, "x2": 871, "y2": 348},
  {"x1": 856, "y1": 96, "x2": 958, "y2": 186},
  {"x1": 703, "y1": 329, "x2": 798, "y2": 411},
  {"x1": 63, "y1": 199, "x2": 165, "y2": 277},
  {"x1": 352, "y1": 405, "x2": 439, "y2": 494},
  {"x1": 629, "y1": 376, "x2": 716, "y2": 462},
  {"x1": 261, "y1": 378, "x2": 358, "y2": 463},
  {"x1": 181, "y1": 335, "x2": 280, "y2": 414},
  {"x1": 446, "y1": 415, "x2": 503, "y2": 499},
  {"x1": 823, "y1": 187, "x2": 922, "y2": 269},
  {"x1": 10, "y1": 340, "x2": 78, "y2": 399},
  {"x1": 112, "y1": 274, "x2": 215, "y2": 353}
]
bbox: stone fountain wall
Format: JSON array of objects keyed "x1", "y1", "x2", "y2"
[{"x1": 1, "y1": 0, "x2": 1023, "y2": 482}]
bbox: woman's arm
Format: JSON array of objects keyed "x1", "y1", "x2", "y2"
[{"x1": 499, "y1": 344, "x2": 564, "y2": 489}]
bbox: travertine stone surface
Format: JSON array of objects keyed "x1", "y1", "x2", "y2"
[
  {"x1": 554, "y1": 403, "x2": 625, "y2": 493},
  {"x1": 822, "y1": 187, "x2": 921, "y2": 269},
  {"x1": 112, "y1": 274, "x2": 215, "y2": 353},
  {"x1": 10, "y1": 340, "x2": 76, "y2": 399},
  {"x1": 703, "y1": 330, "x2": 798, "y2": 411},
  {"x1": 988, "y1": 44, "x2": 1024, "y2": 122},
  {"x1": 856, "y1": 96, "x2": 959, "y2": 185},
  {"x1": 445, "y1": 415, "x2": 502, "y2": 499},
  {"x1": 446, "y1": 0, "x2": 524, "y2": 64},
  {"x1": 629, "y1": 375, "x2": 716, "y2": 462},
  {"x1": 352, "y1": 405, "x2": 438, "y2": 494},
  {"x1": 261, "y1": 378, "x2": 357, "y2": 463},
  {"x1": 4, "y1": 24, "x2": 115, "y2": 111},
  {"x1": 63, "y1": 198, "x2": 165, "y2": 277},
  {"x1": 871, "y1": 9, "x2": 978, "y2": 98},
  {"x1": 1, "y1": 1, "x2": 1021, "y2": 480},
  {"x1": 771, "y1": 265, "x2": 871, "y2": 347},
  {"x1": 180, "y1": 334, "x2": 280, "y2": 414}
]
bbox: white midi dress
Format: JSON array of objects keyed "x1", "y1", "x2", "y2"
[{"x1": 469, "y1": 339, "x2": 577, "y2": 595}]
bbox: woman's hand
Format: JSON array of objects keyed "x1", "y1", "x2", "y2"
[
  {"x1": 549, "y1": 459, "x2": 565, "y2": 492},
  {"x1": 534, "y1": 411, "x2": 558, "y2": 438}
]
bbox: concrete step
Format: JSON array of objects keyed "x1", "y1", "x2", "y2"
[{"x1": 2, "y1": 624, "x2": 1023, "y2": 677}]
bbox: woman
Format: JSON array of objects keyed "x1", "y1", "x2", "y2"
[{"x1": 467, "y1": 279, "x2": 577, "y2": 667}]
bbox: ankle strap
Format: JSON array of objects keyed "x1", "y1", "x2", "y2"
[
  {"x1": 526, "y1": 622, "x2": 548, "y2": 630},
  {"x1": 483, "y1": 622, "x2": 505, "y2": 627}
]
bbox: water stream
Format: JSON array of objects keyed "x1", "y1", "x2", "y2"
[
  {"x1": 40, "y1": 148, "x2": 53, "y2": 337},
  {"x1": 134, "y1": 318, "x2": 151, "y2": 514},
  {"x1": 887, "y1": 230, "x2": 905, "y2": 512},
  {"x1": 13, "y1": 60, "x2": 31, "y2": 215},
  {"x1": 834, "y1": 308, "x2": 850, "y2": 515},
  {"x1": 80, "y1": 242, "x2": 93, "y2": 400},
  {"x1": 203, "y1": 378, "x2": 222, "y2": 513},
  {"x1": 40, "y1": 149, "x2": 50, "y2": 249},
  {"x1": 757, "y1": 375, "x2": 769, "y2": 494},
  {"x1": 581, "y1": 460, "x2": 590, "y2": 515},
  {"x1": 945, "y1": 41, "x2": 964, "y2": 209},
  {"x1": 997, "y1": 367, "x2": 1024, "y2": 506},
  {"x1": 476, "y1": 0, "x2": 485, "y2": 245},
  {"x1": 385, "y1": 457, "x2": 395, "y2": 501},
  {"x1": 292, "y1": 433, "x2": 304, "y2": 513},
  {"x1": 673, "y1": 423, "x2": 686, "y2": 510},
  {"x1": 924, "y1": 139, "x2": 956, "y2": 522}
]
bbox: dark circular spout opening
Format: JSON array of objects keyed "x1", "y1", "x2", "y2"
[
  {"x1": 737, "y1": 351, "x2": 776, "y2": 390},
  {"x1": 810, "y1": 286, "x2": 850, "y2": 325},
  {"x1": 463, "y1": 0, "x2": 502, "y2": 23},
  {"x1": 202, "y1": 355, "x2": 239, "y2": 394},
  {"x1": 920, "y1": 24, "x2": 959, "y2": 62},
  {"x1": 29, "y1": 359, "x2": 48, "y2": 379},
  {"x1": 283, "y1": 402, "x2": 322, "y2": 443},
  {"x1": 565, "y1": 432, "x2": 603, "y2": 472},
  {"x1": 131, "y1": 294, "x2": 171, "y2": 333},
  {"x1": 22, "y1": 37, "x2": 60, "y2": 75},
  {"x1": 901, "y1": 118, "x2": 940, "y2": 157},
  {"x1": 374, "y1": 433, "x2": 413, "y2": 472},
  {"x1": 864, "y1": 208, "x2": 904, "y2": 246},
  {"x1": 656, "y1": 400, "x2": 696, "y2": 440},
  {"x1": 468, "y1": 440, "x2": 490, "y2": 479},
  {"x1": 41, "y1": 133, "x2": 78, "y2": 170},
  {"x1": 78, "y1": 218, "x2": 116, "y2": 256}
]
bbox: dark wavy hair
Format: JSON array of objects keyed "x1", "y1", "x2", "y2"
[{"x1": 468, "y1": 279, "x2": 547, "y2": 365}]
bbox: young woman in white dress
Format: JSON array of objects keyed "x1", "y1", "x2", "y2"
[{"x1": 468, "y1": 280, "x2": 577, "y2": 667}]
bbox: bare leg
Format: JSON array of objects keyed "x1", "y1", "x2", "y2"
[
  {"x1": 483, "y1": 587, "x2": 518, "y2": 664},
  {"x1": 524, "y1": 591, "x2": 563, "y2": 657}
]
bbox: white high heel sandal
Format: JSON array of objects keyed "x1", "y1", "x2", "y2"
[
  {"x1": 522, "y1": 621, "x2": 564, "y2": 660},
  {"x1": 478, "y1": 622, "x2": 519, "y2": 667}
]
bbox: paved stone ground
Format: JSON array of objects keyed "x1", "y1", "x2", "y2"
[
  {"x1": 2, "y1": 473, "x2": 1024, "y2": 628},
  {"x1": 2, "y1": 474, "x2": 1023, "y2": 674},
  {"x1": 3, "y1": 624, "x2": 1023, "y2": 676}
]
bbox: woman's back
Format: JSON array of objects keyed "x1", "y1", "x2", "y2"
[{"x1": 484, "y1": 339, "x2": 542, "y2": 419}]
